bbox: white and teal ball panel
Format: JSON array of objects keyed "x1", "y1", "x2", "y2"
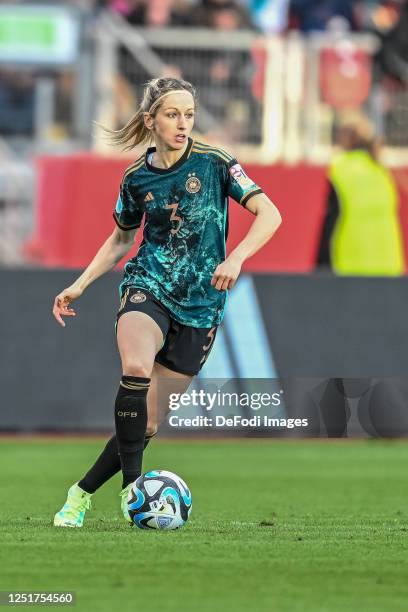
[{"x1": 127, "y1": 470, "x2": 192, "y2": 530}]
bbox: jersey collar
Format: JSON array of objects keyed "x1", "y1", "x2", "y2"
[{"x1": 145, "y1": 137, "x2": 194, "y2": 174}]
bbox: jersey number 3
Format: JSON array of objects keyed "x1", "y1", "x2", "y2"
[{"x1": 165, "y1": 202, "x2": 183, "y2": 235}]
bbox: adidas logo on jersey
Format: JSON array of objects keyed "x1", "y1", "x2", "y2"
[{"x1": 144, "y1": 192, "x2": 154, "y2": 202}]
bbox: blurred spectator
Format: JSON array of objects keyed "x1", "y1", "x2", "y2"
[
  {"x1": 365, "y1": 0, "x2": 401, "y2": 34},
  {"x1": 370, "y1": 2, "x2": 408, "y2": 146},
  {"x1": 103, "y1": 0, "x2": 142, "y2": 17},
  {"x1": 125, "y1": 0, "x2": 191, "y2": 26},
  {"x1": 184, "y1": 0, "x2": 260, "y2": 141},
  {"x1": 116, "y1": 0, "x2": 191, "y2": 121},
  {"x1": 289, "y1": 0, "x2": 357, "y2": 32},
  {"x1": 188, "y1": 0, "x2": 255, "y2": 28},
  {"x1": 114, "y1": 0, "x2": 262, "y2": 141},
  {"x1": 375, "y1": 1, "x2": 408, "y2": 84},
  {"x1": 316, "y1": 112, "x2": 404, "y2": 276},
  {"x1": 0, "y1": 70, "x2": 35, "y2": 137}
]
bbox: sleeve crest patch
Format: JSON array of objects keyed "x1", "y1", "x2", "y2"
[{"x1": 229, "y1": 164, "x2": 254, "y2": 190}]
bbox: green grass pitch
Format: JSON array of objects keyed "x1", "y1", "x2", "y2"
[{"x1": 1, "y1": 438, "x2": 408, "y2": 611}]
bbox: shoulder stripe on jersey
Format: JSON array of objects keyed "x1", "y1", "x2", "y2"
[
  {"x1": 123, "y1": 155, "x2": 145, "y2": 180},
  {"x1": 193, "y1": 141, "x2": 233, "y2": 156},
  {"x1": 124, "y1": 158, "x2": 145, "y2": 178},
  {"x1": 192, "y1": 143, "x2": 233, "y2": 160},
  {"x1": 192, "y1": 142, "x2": 233, "y2": 161},
  {"x1": 192, "y1": 146, "x2": 232, "y2": 164}
]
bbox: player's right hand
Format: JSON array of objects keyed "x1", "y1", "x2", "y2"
[{"x1": 52, "y1": 286, "x2": 83, "y2": 327}]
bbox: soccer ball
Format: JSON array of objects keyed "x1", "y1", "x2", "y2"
[{"x1": 127, "y1": 470, "x2": 192, "y2": 530}]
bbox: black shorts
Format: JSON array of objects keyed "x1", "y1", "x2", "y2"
[{"x1": 116, "y1": 287, "x2": 217, "y2": 376}]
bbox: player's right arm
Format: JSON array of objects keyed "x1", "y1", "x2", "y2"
[{"x1": 52, "y1": 226, "x2": 137, "y2": 327}]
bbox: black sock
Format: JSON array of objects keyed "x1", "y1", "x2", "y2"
[
  {"x1": 115, "y1": 375, "x2": 150, "y2": 488},
  {"x1": 78, "y1": 429, "x2": 155, "y2": 495},
  {"x1": 78, "y1": 435, "x2": 120, "y2": 494}
]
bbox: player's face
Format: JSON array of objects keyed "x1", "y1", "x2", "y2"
[{"x1": 151, "y1": 92, "x2": 195, "y2": 150}]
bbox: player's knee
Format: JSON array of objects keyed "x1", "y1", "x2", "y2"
[{"x1": 122, "y1": 360, "x2": 151, "y2": 379}]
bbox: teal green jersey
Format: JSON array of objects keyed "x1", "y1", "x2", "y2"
[{"x1": 113, "y1": 138, "x2": 263, "y2": 328}]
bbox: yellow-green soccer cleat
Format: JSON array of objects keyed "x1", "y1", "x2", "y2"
[
  {"x1": 53, "y1": 483, "x2": 92, "y2": 528},
  {"x1": 120, "y1": 483, "x2": 134, "y2": 525}
]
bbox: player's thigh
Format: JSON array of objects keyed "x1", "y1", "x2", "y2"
[
  {"x1": 147, "y1": 362, "x2": 193, "y2": 433},
  {"x1": 117, "y1": 311, "x2": 164, "y2": 377}
]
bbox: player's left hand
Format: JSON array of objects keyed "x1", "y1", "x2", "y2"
[{"x1": 211, "y1": 255, "x2": 242, "y2": 291}]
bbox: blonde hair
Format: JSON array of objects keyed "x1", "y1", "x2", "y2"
[{"x1": 107, "y1": 77, "x2": 197, "y2": 151}]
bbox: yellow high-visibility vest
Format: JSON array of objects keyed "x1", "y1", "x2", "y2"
[{"x1": 329, "y1": 150, "x2": 405, "y2": 275}]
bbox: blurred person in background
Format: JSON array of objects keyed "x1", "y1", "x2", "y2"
[
  {"x1": 187, "y1": 0, "x2": 261, "y2": 142},
  {"x1": 124, "y1": 0, "x2": 191, "y2": 79},
  {"x1": 372, "y1": 1, "x2": 408, "y2": 145},
  {"x1": 376, "y1": 1, "x2": 408, "y2": 83},
  {"x1": 316, "y1": 112, "x2": 404, "y2": 276},
  {"x1": 101, "y1": 0, "x2": 143, "y2": 17},
  {"x1": 108, "y1": 0, "x2": 261, "y2": 142},
  {"x1": 113, "y1": 0, "x2": 191, "y2": 129},
  {"x1": 0, "y1": 70, "x2": 35, "y2": 137},
  {"x1": 289, "y1": 0, "x2": 357, "y2": 32},
  {"x1": 125, "y1": 0, "x2": 191, "y2": 27},
  {"x1": 359, "y1": 0, "x2": 401, "y2": 32},
  {"x1": 189, "y1": 0, "x2": 255, "y2": 28}
]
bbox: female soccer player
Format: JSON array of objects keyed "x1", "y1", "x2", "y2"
[{"x1": 52, "y1": 77, "x2": 282, "y2": 527}]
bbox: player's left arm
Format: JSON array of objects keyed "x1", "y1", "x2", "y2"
[{"x1": 211, "y1": 193, "x2": 282, "y2": 291}]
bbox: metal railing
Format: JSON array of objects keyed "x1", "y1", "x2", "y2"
[
  {"x1": 93, "y1": 13, "x2": 408, "y2": 165},
  {"x1": 93, "y1": 13, "x2": 285, "y2": 163}
]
